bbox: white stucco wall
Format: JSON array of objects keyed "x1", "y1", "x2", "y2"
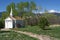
[
  {"x1": 5, "y1": 17, "x2": 13, "y2": 28},
  {"x1": 5, "y1": 20, "x2": 13, "y2": 28}
]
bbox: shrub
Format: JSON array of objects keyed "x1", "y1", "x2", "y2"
[
  {"x1": 0, "y1": 19, "x2": 4, "y2": 29},
  {"x1": 25, "y1": 16, "x2": 39, "y2": 26},
  {"x1": 39, "y1": 16, "x2": 50, "y2": 30}
]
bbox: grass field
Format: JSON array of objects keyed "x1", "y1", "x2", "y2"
[
  {"x1": 0, "y1": 31, "x2": 38, "y2": 40},
  {"x1": 15, "y1": 26, "x2": 60, "y2": 39}
]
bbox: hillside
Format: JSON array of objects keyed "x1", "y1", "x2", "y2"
[{"x1": 0, "y1": 12, "x2": 2, "y2": 17}]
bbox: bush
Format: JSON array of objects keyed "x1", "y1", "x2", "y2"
[
  {"x1": 0, "y1": 19, "x2": 4, "y2": 29},
  {"x1": 39, "y1": 16, "x2": 50, "y2": 30},
  {"x1": 25, "y1": 16, "x2": 39, "y2": 26}
]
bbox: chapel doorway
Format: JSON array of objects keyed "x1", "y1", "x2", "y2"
[{"x1": 13, "y1": 20, "x2": 15, "y2": 28}]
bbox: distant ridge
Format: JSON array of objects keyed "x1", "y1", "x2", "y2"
[
  {"x1": 0, "y1": 12, "x2": 2, "y2": 17},
  {"x1": 50, "y1": 12, "x2": 60, "y2": 16},
  {"x1": 34, "y1": 12, "x2": 60, "y2": 16}
]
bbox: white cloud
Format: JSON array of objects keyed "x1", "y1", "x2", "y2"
[
  {"x1": 39, "y1": 12, "x2": 43, "y2": 14},
  {"x1": 48, "y1": 10, "x2": 60, "y2": 13},
  {"x1": 33, "y1": 9, "x2": 60, "y2": 14},
  {"x1": 48, "y1": 10, "x2": 56, "y2": 13}
]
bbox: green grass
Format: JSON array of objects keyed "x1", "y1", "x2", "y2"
[
  {"x1": 16, "y1": 26, "x2": 60, "y2": 39},
  {"x1": 0, "y1": 31, "x2": 38, "y2": 40}
]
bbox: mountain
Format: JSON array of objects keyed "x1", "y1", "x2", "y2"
[
  {"x1": 47, "y1": 10, "x2": 60, "y2": 16},
  {"x1": 34, "y1": 12, "x2": 60, "y2": 16},
  {"x1": 0, "y1": 12, "x2": 2, "y2": 17},
  {"x1": 51, "y1": 13, "x2": 60, "y2": 16}
]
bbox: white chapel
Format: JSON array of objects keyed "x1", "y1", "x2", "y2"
[{"x1": 5, "y1": 8, "x2": 16, "y2": 28}]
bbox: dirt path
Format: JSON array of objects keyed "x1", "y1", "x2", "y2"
[{"x1": 12, "y1": 30, "x2": 53, "y2": 40}]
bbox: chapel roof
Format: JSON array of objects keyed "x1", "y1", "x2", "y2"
[{"x1": 14, "y1": 16, "x2": 24, "y2": 20}]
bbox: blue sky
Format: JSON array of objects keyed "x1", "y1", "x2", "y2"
[{"x1": 0, "y1": 0, "x2": 60, "y2": 12}]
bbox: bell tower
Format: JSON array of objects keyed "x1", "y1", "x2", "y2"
[{"x1": 10, "y1": 8, "x2": 13, "y2": 17}]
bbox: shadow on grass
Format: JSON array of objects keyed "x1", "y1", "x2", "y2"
[
  {"x1": 0, "y1": 31, "x2": 10, "y2": 33},
  {"x1": 43, "y1": 28, "x2": 52, "y2": 30}
]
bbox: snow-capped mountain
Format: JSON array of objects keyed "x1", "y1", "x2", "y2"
[
  {"x1": 48, "y1": 10, "x2": 60, "y2": 13},
  {"x1": 34, "y1": 10, "x2": 60, "y2": 16}
]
